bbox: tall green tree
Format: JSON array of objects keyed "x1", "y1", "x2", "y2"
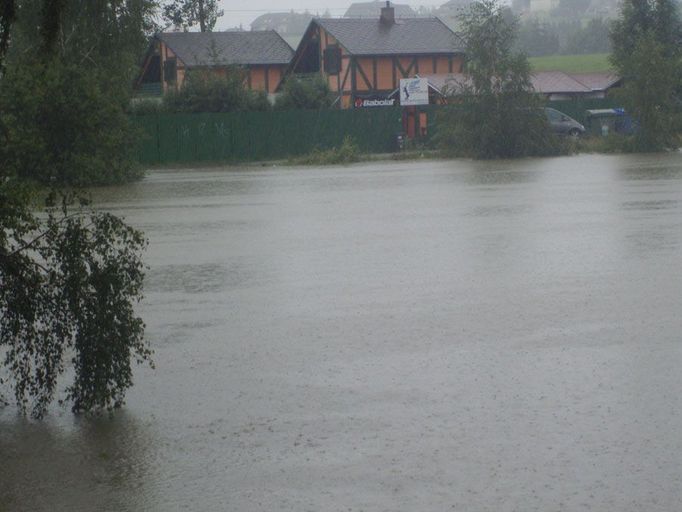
[
  {"x1": 0, "y1": 0, "x2": 15, "y2": 69},
  {"x1": 438, "y1": 0, "x2": 558, "y2": 158},
  {"x1": 517, "y1": 18, "x2": 560, "y2": 56},
  {"x1": 565, "y1": 18, "x2": 611, "y2": 55},
  {"x1": 1, "y1": 0, "x2": 153, "y2": 418},
  {"x1": 610, "y1": 0, "x2": 682, "y2": 151},
  {"x1": 0, "y1": 0, "x2": 156, "y2": 185},
  {"x1": 163, "y1": 0, "x2": 223, "y2": 32},
  {"x1": 551, "y1": 0, "x2": 590, "y2": 19}
]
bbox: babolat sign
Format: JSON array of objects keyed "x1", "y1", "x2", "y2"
[{"x1": 354, "y1": 95, "x2": 397, "y2": 108}]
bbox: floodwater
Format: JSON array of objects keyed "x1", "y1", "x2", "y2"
[{"x1": 2, "y1": 154, "x2": 682, "y2": 511}]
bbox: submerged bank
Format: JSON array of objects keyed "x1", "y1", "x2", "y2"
[{"x1": 142, "y1": 135, "x2": 681, "y2": 172}]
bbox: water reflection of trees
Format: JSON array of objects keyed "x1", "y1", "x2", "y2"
[{"x1": 0, "y1": 412, "x2": 157, "y2": 511}]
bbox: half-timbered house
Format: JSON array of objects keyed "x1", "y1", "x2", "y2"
[
  {"x1": 136, "y1": 31, "x2": 294, "y2": 96},
  {"x1": 284, "y1": 1, "x2": 465, "y2": 108}
]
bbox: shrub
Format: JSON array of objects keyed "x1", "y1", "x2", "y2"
[
  {"x1": 275, "y1": 74, "x2": 335, "y2": 110},
  {"x1": 163, "y1": 69, "x2": 271, "y2": 113},
  {"x1": 291, "y1": 136, "x2": 362, "y2": 165},
  {"x1": 128, "y1": 98, "x2": 164, "y2": 115}
]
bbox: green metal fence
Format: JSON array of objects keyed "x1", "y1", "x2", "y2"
[
  {"x1": 132, "y1": 98, "x2": 620, "y2": 165},
  {"x1": 133, "y1": 108, "x2": 404, "y2": 165}
]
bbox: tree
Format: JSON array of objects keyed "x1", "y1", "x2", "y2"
[
  {"x1": 517, "y1": 18, "x2": 560, "y2": 56},
  {"x1": 1, "y1": 0, "x2": 157, "y2": 186},
  {"x1": 0, "y1": 190, "x2": 150, "y2": 418},
  {"x1": 551, "y1": 0, "x2": 590, "y2": 19},
  {"x1": 274, "y1": 75, "x2": 334, "y2": 110},
  {"x1": 610, "y1": 0, "x2": 682, "y2": 151},
  {"x1": 610, "y1": 0, "x2": 681, "y2": 65},
  {"x1": 1, "y1": 0, "x2": 152, "y2": 418},
  {"x1": 565, "y1": 18, "x2": 611, "y2": 55},
  {"x1": 163, "y1": 0, "x2": 223, "y2": 32},
  {"x1": 0, "y1": 0, "x2": 15, "y2": 70},
  {"x1": 0, "y1": 57, "x2": 144, "y2": 185},
  {"x1": 437, "y1": 0, "x2": 558, "y2": 158}
]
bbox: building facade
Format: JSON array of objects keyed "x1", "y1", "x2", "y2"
[
  {"x1": 285, "y1": 2, "x2": 466, "y2": 108},
  {"x1": 136, "y1": 31, "x2": 294, "y2": 96}
]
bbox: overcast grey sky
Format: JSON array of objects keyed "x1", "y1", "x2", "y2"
[{"x1": 214, "y1": 1, "x2": 442, "y2": 30}]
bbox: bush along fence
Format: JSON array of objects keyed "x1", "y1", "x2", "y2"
[
  {"x1": 132, "y1": 108, "x2": 404, "y2": 165},
  {"x1": 132, "y1": 99, "x2": 621, "y2": 166}
]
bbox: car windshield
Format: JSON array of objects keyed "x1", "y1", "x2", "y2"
[{"x1": 545, "y1": 108, "x2": 564, "y2": 122}]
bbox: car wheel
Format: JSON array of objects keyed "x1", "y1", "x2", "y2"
[{"x1": 568, "y1": 128, "x2": 581, "y2": 137}]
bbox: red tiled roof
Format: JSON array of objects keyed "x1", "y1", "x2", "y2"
[
  {"x1": 570, "y1": 72, "x2": 622, "y2": 91},
  {"x1": 422, "y1": 71, "x2": 621, "y2": 95},
  {"x1": 530, "y1": 71, "x2": 590, "y2": 94}
]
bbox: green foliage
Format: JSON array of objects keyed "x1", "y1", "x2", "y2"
[
  {"x1": 7, "y1": 0, "x2": 156, "y2": 75},
  {"x1": 290, "y1": 136, "x2": 362, "y2": 165},
  {"x1": 516, "y1": 18, "x2": 611, "y2": 58},
  {"x1": 0, "y1": 188, "x2": 151, "y2": 418},
  {"x1": 551, "y1": 0, "x2": 591, "y2": 18},
  {"x1": 572, "y1": 133, "x2": 631, "y2": 153},
  {"x1": 248, "y1": 90, "x2": 272, "y2": 112},
  {"x1": 129, "y1": 98, "x2": 165, "y2": 115},
  {"x1": 565, "y1": 18, "x2": 611, "y2": 55},
  {"x1": 0, "y1": 57, "x2": 143, "y2": 185},
  {"x1": 610, "y1": 0, "x2": 681, "y2": 66},
  {"x1": 613, "y1": 33, "x2": 679, "y2": 151},
  {"x1": 0, "y1": 0, "x2": 156, "y2": 186},
  {"x1": 438, "y1": 0, "x2": 561, "y2": 159},
  {"x1": 275, "y1": 74, "x2": 335, "y2": 111},
  {"x1": 610, "y1": 0, "x2": 682, "y2": 151},
  {"x1": 517, "y1": 19, "x2": 560, "y2": 56},
  {"x1": 162, "y1": 0, "x2": 223, "y2": 32},
  {"x1": 163, "y1": 70, "x2": 271, "y2": 113},
  {"x1": 0, "y1": 0, "x2": 153, "y2": 419},
  {"x1": 0, "y1": 0, "x2": 16, "y2": 69}
]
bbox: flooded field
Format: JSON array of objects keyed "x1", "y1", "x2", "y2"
[{"x1": 2, "y1": 154, "x2": 682, "y2": 511}]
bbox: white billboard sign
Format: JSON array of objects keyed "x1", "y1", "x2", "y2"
[{"x1": 400, "y1": 78, "x2": 429, "y2": 106}]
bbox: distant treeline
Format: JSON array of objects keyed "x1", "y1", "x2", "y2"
[{"x1": 517, "y1": 18, "x2": 611, "y2": 57}]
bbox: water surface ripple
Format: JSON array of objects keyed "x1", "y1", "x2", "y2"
[{"x1": 2, "y1": 154, "x2": 682, "y2": 511}]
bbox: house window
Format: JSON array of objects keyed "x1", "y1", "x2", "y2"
[
  {"x1": 141, "y1": 55, "x2": 161, "y2": 83},
  {"x1": 164, "y1": 58, "x2": 177, "y2": 83},
  {"x1": 323, "y1": 47, "x2": 342, "y2": 75}
]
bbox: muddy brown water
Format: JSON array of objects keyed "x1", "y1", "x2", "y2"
[{"x1": 2, "y1": 154, "x2": 682, "y2": 511}]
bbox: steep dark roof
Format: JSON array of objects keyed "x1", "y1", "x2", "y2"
[
  {"x1": 157, "y1": 31, "x2": 294, "y2": 67},
  {"x1": 344, "y1": 1, "x2": 416, "y2": 18},
  {"x1": 315, "y1": 18, "x2": 465, "y2": 55}
]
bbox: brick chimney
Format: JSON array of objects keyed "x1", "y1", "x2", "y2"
[{"x1": 380, "y1": 1, "x2": 395, "y2": 25}]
